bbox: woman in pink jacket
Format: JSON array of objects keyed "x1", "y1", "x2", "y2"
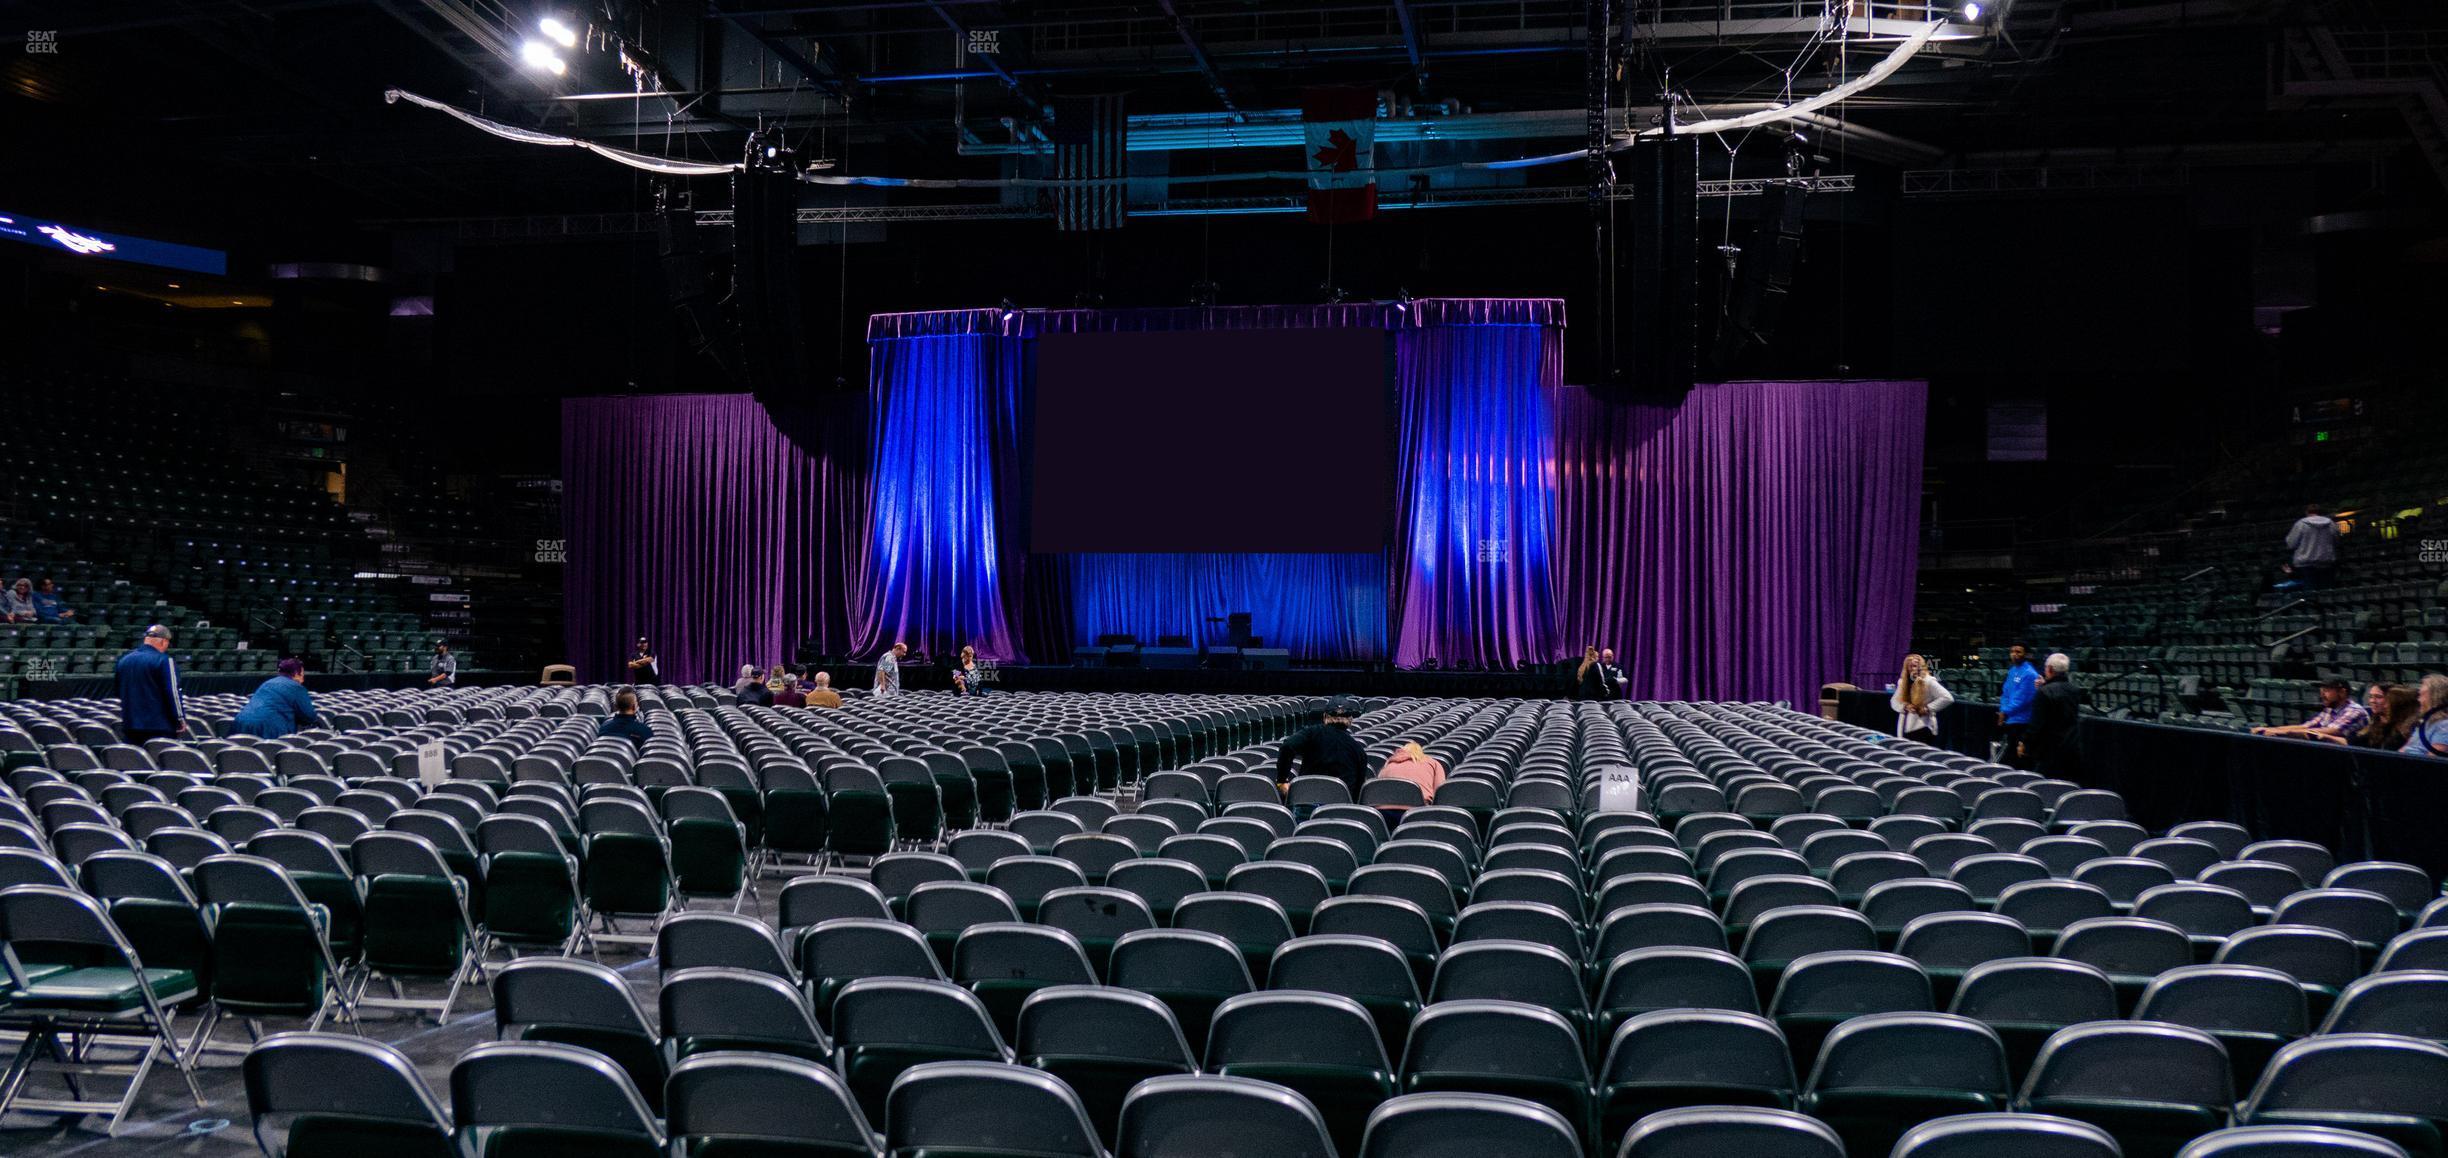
[{"x1": 1373, "y1": 741, "x2": 1447, "y2": 808}]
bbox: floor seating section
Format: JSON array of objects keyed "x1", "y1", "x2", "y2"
[{"x1": 0, "y1": 685, "x2": 2441, "y2": 1156}]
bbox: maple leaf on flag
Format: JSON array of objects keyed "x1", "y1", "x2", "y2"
[{"x1": 1312, "y1": 128, "x2": 1360, "y2": 173}]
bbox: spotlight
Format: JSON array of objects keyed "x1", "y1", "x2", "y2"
[
  {"x1": 519, "y1": 39, "x2": 567, "y2": 75},
  {"x1": 538, "y1": 15, "x2": 579, "y2": 48},
  {"x1": 1948, "y1": 0, "x2": 1988, "y2": 20}
]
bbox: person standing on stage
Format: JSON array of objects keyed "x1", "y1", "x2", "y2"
[
  {"x1": 626, "y1": 638, "x2": 659, "y2": 684},
  {"x1": 1996, "y1": 644, "x2": 2041, "y2": 766},
  {"x1": 875, "y1": 641, "x2": 907, "y2": 699},
  {"x1": 115, "y1": 625, "x2": 186, "y2": 742},
  {"x1": 1276, "y1": 697, "x2": 1372, "y2": 801},
  {"x1": 1891, "y1": 652, "x2": 1954, "y2": 745}
]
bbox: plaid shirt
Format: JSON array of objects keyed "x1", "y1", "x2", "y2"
[{"x1": 2305, "y1": 700, "x2": 2370, "y2": 737}]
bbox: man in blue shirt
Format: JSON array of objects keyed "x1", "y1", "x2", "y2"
[
  {"x1": 114, "y1": 624, "x2": 186, "y2": 742},
  {"x1": 229, "y1": 658, "x2": 325, "y2": 739},
  {"x1": 596, "y1": 688, "x2": 654, "y2": 748},
  {"x1": 30, "y1": 578, "x2": 73, "y2": 624},
  {"x1": 1995, "y1": 643, "x2": 2041, "y2": 767}
]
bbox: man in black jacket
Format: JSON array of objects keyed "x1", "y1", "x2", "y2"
[
  {"x1": 1276, "y1": 696, "x2": 1372, "y2": 801},
  {"x1": 2024, "y1": 652, "x2": 2084, "y2": 776}
]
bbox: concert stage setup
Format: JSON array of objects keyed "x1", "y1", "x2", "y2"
[{"x1": 564, "y1": 299, "x2": 1927, "y2": 707}]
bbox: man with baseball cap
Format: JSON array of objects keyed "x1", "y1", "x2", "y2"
[
  {"x1": 114, "y1": 625, "x2": 186, "y2": 742},
  {"x1": 2255, "y1": 677, "x2": 2370, "y2": 742},
  {"x1": 1275, "y1": 696, "x2": 1372, "y2": 804}
]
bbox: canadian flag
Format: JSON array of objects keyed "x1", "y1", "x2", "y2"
[{"x1": 1302, "y1": 87, "x2": 1377, "y2": 224}]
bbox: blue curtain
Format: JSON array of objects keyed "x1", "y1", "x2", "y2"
[
  {"x1": 860, "y1": 332, "x2": 1028, "y2": 661},
  {"x1": 1389, "y1": 323, "x2": 1562, "y2": 668},
  {"x1": 1064, "y1": 553, "x2": 1388, "y2": 660}
]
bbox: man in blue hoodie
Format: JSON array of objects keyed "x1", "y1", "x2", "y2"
[
  {"x1": 1995, "y1": 643, "x2": 2041, "y2": 767},
  {"x1": 114, "y1": 624, "x2": 186, "y2": 742}
]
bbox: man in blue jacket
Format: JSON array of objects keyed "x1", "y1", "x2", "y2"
[
  {"x1": 229, "y1": 658, "x2": 325, "y2": 739},
  {"x1": 1995, "y1": 643, "x2": 2041, "y2": 767},
  {"x1": 115, "y1": 624, "x2": 186, "y2": 742}
]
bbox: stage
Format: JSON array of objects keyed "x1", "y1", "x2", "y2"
[{"x1": 790, "y1": 660, "x2": 1571, "y2": 700}]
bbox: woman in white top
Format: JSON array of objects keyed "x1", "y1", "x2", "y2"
[{"x1": 1891, "y1": 652, "x2": 1954, "y2": 744}]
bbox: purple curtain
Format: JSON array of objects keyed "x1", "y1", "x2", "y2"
[
  {"x1": 1554, "y1": 379, "x2": 1927, "y2": 707},
  {"x1": 561, "y1": 393, "x2": 867, "y2": 684},
  {"x1": 1389, "y1": 322, "x2": 1563, "y2": 669}
]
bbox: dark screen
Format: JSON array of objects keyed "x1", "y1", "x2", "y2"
[{"x1": 1030, "y1": 329, "x2": 1392, "y2": 552}]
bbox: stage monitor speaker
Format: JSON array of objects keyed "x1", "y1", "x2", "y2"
[
  {"x1": 1072, "y1": 646, "x2": 1108, "y2": 667},
  {"x1": 1607, "y1": 135, "x2": 1698, "y2": 399},
  {"x1": 1142, "y1": 647, "x2": 1199, "y2": 670},
  {"x1": 1105, "y1": 644, "x2": 1141, "y2": 668},
  {"x1": 1244, "y1": 648, "x2": 1290, "y2": 671}
]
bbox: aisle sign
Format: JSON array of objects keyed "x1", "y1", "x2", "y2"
[{"x1": 1594, "y1": 764, "x2": 1643, "y2": 813}]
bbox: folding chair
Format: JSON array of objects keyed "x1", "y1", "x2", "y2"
[
  {"x1": 492, "y1": 956, "x2": 666, "y2": 1111},
  {"x1": 449, "y1": 1040, "x2": 665, "y2": 1158},
  {"x1": 665, "y1": 1052, "x2": 881, "y2": 1158},
  {"x1": 243, "y1": 1032, "x2": 456, "y2": 1158},
  {"x1": 0, "y1": 884, "x2": 205, "y2": 1134},
  {"x1": 349, "y1": 831, "x2": 483, "y2": 1021}
]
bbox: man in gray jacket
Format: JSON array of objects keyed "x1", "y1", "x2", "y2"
[{"x1": 2283, "y1": 503, "x2": 2339, "y2": 589}]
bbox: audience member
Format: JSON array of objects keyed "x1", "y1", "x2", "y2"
[
  {"x1": 771, "y1": 673, "x2": 807, "y2": 708},
  {"x1": 2025, "y1": 652, "x2": 2083, "y2": 775},
  {"x1": 115, "y1": 625, "x2": 185, "y2": 741},
  {"x1": 805, "y1": 671, "x2": 843, "y2": 708},
  {"x1": 875, "y1": 641, "x2": 907, "y2": 699},
  {"x1": 426, "y1": 641, "x2": 457, "y2": 688},
  {"x1": 1, "y1": 577, "x2": 33, "y2": 622},
  {"x1": 1599, "y1": 647, "x2": 1627, "y2": 697},
  {"x1": 737, "y1": 669, "x2": 773, "y2": 707},
  {"x1": 734, "y1": 664, "x2": 762, "y2": 695},
  {"x1": 1995, "y1": 643, "x2": 2040, "y2": 765},
  {"x1": 1373, "y1": 741, "x2": 1446, "y2": 807},
  {"x1": 2281, "y1": 502, "x2": 2340, "y2": 589},
  {"x1": 952, "y1": 645, "x2": 983, "y2": 696},
  {"x1": 2346, "y1": 683, "x2": 2417, "y2": 751},
  {"x1": 30, "y1": 578, "x2": 72, "y2": 623},
  {"x1": 1574, "y1": 645, "x2": 1617, "y2": 701},
  {"x1": 2401, "y1": 673, "x2": 2448, "y2": 759},
  {"x1": 1276, "y1": 696, "x2": 1371, "y2": 801},
  {"x1": 597, "y1": 688, "x2": 654, "y2": 747},
  {"x1": 626, "y1": 638, "x2": 659, "y2": 684},
  {"x1": 2254, "y1": 678, "x2": 2369, "y2": 742},
  {"x1": 1890, "y1": 652, "x2": 1954, "y2": 745},
  {"x1": 228, "y1": 658, "x2": 324, "y2": 739}
]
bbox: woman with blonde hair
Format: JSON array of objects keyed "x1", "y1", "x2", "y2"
[
  {"x1": 1373, "y1": 740, "x2": 1446, "y2": 808},
  {"x1": 1575, "y1": 645, "x2": 1607, "y2": 701},
  {"x1": 1891, "y1": 653, "x2": 1954, "y2": 745}
]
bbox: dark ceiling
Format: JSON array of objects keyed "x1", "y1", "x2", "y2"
[{"x1": 8, "y1": 0, "x2": 2441, "y2": 262}]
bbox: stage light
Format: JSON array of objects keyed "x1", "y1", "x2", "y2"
[
  {"x1": 539, "y1": 15, "x2": 579, "y2": 49},
  {"x1": 520, "y1": 39, "x2": 567, "y2": 76}
]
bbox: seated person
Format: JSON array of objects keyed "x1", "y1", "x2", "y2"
[
  {"x1": 228, "y1": 659, "x2": 324, "y2": 739},
  {"x1": 736, "y1": 670, "x2": 773, "y2": 707},
  {"x1": 771, "y1": 673, "x2": 807, "y2": 708},
  {"x1": 2253, "y1": 678, "x2": 2369, "y2": 742},
  {"x1": 30, "y1": 578, "x2": 72, "y2": 623},
  {"x1": 596, "y1": 688, "x2": 653, "y2": 747},
  {"x1": 2403, "y1": 674, "x2": 2448, "y2": 760},
  {"x1": 804, "y1": 671, "x2": 844, "y2": 709},
  {"x1": 2346, "y1": 684, "x2": 2418, "y2": 751},
  {"x1": 1, "y1": 577, "x2": 33, "y2": 623},
  {"x1": 1371, "y1": 741, "x2": 1447, "y2": 807}
]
